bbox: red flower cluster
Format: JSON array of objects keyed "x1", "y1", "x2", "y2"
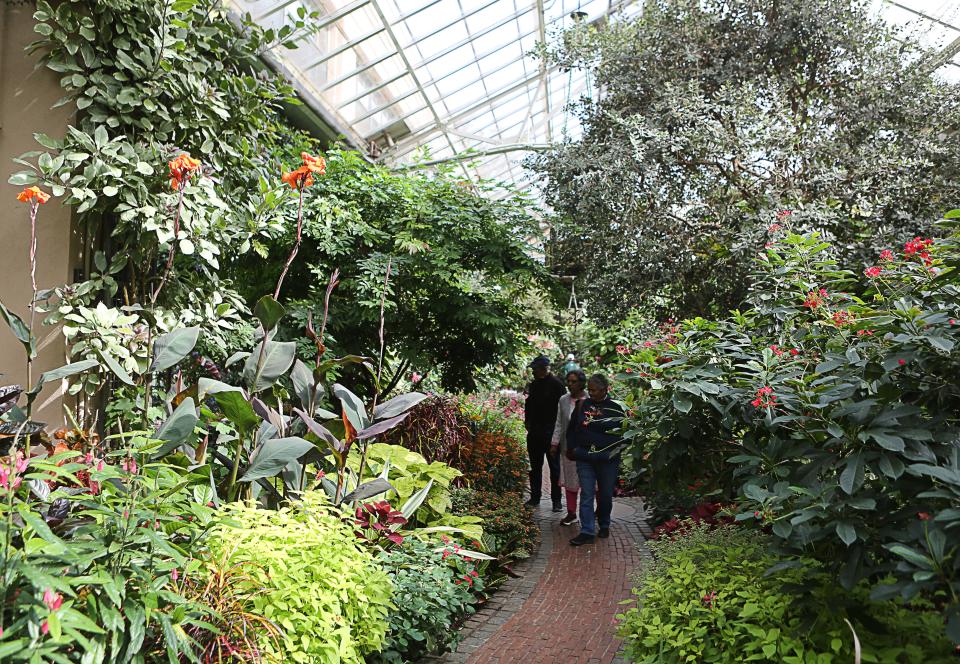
[
  {"x1": 802, "y1": 289, "x2": 828, "y2": 309},
  {"x1": 354, "y1": 500, "x2": 407, "y2": 545},
  {"x1": 650, "y1": 502, "x2": 735, "y2": 539},
  {"x1": 776, "y1": 209, "x2": 792, "y2": 219},
  {"x1": 831, "y1": 310, "x2": 855, "y2": 327},
  {"x1": 168, "y1": 153, "x2": 201, "y2": 191},
  {"x1": 702, "y1": 590, "x2": 717, "y2": 607},
  {"x1": 769, "y1": 345, "x2": 800, "y2": 357},
  {"x1": 918, "y1": 512, "x2": 932, "y2": 521},
  {"x1": 904, "y1": 237, "x2": 934, "y2": 265},
  {"x1": 857, "y1": 329, "x2": 875, "y2": 337},
  {"x1": 454, "y1": 570, "x2": 480, "y2": 586},
  {"x1": 767, "y1": 223, "x2": 782, "y2": 233},
  {"x1": 864, "y1": 266, "x2": 882, "y2": 278},
  {"x1": 751, "y1": 386, "x2": 777, "y2": 408},
  {"x1": 879, "y1": 249, "x2": 894, "y2": 262}
]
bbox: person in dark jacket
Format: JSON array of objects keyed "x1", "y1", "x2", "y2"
[
  {"x1": 523, "y1": 355, "x2": 565, "y2": 510},
  {"x1": 566, "y1": 373, "x2": 625, "y2": 546}
]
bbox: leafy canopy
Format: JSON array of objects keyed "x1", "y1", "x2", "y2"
[{"x1": 532, "y1": 0, "x2": 960, "y2": 321}]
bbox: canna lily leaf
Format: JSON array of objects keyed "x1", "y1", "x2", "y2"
[
  {"x1": 356, "y1": 412, "x2": 410, "y2": 440},
  {"x1": 340, "y1": 478, "x2": 396, "y2": 504},
  {"x1": 243, "y1": 340, "x2": 296, "y2": 393},
  {"x1": 150, "y1": 326, "x2": 200, "y2": 372},
  {"x1": 240, "y1": 436, "x2": 314, "y2": 482},
  {"x1": 373, "y1": 392, "x2": 428, "y2": 420}
]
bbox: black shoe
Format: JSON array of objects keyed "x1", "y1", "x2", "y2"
[
  {"x1": 598, "y1": 528, "x2": 610, "y2": 539},
  {"x1": 523, "y1": 498, "x2": 540, "y2": 507},
  {"x1": 552, "y1": 502, "x2": 563, "y2": 513},
  {"x1": 560, "y1": 513, "x2": 578, "y2": 526},
  {"x1": 569, "y1": 533, "x2": 595, "y2": 546}
]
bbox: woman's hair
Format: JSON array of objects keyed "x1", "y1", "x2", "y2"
[
  {"x1": 566, "y1": 369, "x2": 587, "y2": 384},
  {"x1": 587, "y1": 373, "x2": 609, "y2": 390}
]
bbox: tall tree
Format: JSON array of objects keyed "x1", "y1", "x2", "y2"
[{"x1": 532, "y1": 0, "x2": 960, "y2": 321}]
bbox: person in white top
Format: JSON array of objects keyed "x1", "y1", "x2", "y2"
[{"x1": 550, "y1": 369, "x2": 588, "y2": 526}]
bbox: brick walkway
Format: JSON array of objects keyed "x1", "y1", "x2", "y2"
[{"x1": 434, "y1": 473, "x2": 653, "y2": 664}]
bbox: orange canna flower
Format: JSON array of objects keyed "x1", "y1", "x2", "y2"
[
  {"x1": 168, "y1": 154, "x2": 201, "y2": 191},
  {"x1": 301, "y1": 152, "x2": 326, "y2": 174},
  {"x1": 17, "y1": 186, "x2": 51, "y2": 204},
  {"x1": 281, "y1": 152, "x2": 326, "y2": 190},
  {"x1": 281, "y1": 167, "x2": 314, "y2": 190}
]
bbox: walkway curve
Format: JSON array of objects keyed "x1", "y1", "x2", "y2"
[{"x1": 434, "y1": 494, "x2": 652, "y2": 664}]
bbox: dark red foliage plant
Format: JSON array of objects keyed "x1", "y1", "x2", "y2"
[
  {"x1": 381, "y1": 396, "x2": 471, "y2": 469},
  {"x1": 355, "y1": 500, "x2": 408, "y2": 547}
]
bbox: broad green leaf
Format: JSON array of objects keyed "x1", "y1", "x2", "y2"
[
  {"x1": 150, "y1": 326, "x2": 200, "y2": 372},
  {"x1": 373, "y1": 392, "x2": 428, "y2": 420},
  {"x1": 340, "y1": 478, "x2": 395, "y2": 504},
  {"x1": 0, "y1": 300, "x2": 35, "y2": 359},
  {"x1": 240, "y1": 436, "x2": 314, "y2": 482},
  {"x1": 836, "y1": 522, "x2": 857, "y2": 546},
  {"x1": 153, "y1": 398, "x2": 198, "y2": 458},
  {"x1": 671, "y1": 392, "x2": 693, "y2": 413},
  {"x1": 96, "y1": 348, "x2": 134, "y2": 385},
  {"x1": 400, "y1": 478, "x2": 434, "y2": 519},
  {"x1": 253, "y1": 295, "x2": 285, "y2": 332},
  {"x1": 886, "y1": 544, "x2": 933, "y2": 570},
  {"x1": 333, "y1": 383, "x2": 368, "y2": 431},
  {"x1": 839, "y1": 453, "x2": 863, "y2": 495},
  {"x1": 243, "y1": 340, "x2": 296, "y2": 393},
  {"x1": 28, "y1": 359, "x2": 99, "y2": 396}
]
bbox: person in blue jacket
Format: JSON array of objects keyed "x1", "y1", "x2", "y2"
[{"x1": 566, "y1": 373, "x2": 625, "y2": 546}]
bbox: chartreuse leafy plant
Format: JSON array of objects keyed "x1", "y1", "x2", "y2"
[
  {"x1": 619, "y1": 215, "x2": 960, "y2": 639},
  {"x1": 210, "y1": 492, "x2": 393, "y2": 664},
  {"x1": 618, "y1": 522, "x2": 954, "y2": 663}
]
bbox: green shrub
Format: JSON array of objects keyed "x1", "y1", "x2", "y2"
[
  {"x1": 618, "y1": 224, "x2": 960, "y2": 635},
  {"x1": 210, "y1": 492, "x2": 393, "y2": 664},
  {"x1": 451, "y1": 488, "x2": 539, "y2": 561},
  {"x1": 0, "y1": 449, "x2": 213, "y2": 663},
  {"x1": 370, "y1": 539, "x2": 483, "y2": 663},
  {"x1": 618, "y1": 522, "x2": 954, "y2": 663}
]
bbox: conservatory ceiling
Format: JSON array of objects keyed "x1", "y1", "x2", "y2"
[{"x1": 227, "y1": 0, "x2": 960, "y2": 199}]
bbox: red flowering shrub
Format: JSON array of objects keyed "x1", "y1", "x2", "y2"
[{"x1": 619, "y1": 224, "x2": 960, "y2": 640}]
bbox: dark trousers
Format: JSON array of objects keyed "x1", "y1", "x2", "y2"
[{"x1": 527, "y1": 431, "x2": 561, "y2": 503}]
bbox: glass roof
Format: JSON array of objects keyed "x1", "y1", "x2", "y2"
[{"x1": 226, "y1": 0, "x2": 960, "y2": 197}]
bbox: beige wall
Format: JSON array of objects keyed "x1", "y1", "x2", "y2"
[{"x1": 0, "y1": 2, "x2": 76, "y2": 425}]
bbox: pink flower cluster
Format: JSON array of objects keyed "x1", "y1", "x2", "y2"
[{"x1": 0, "y1": 453, "x2": 28, "y2": 493}]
